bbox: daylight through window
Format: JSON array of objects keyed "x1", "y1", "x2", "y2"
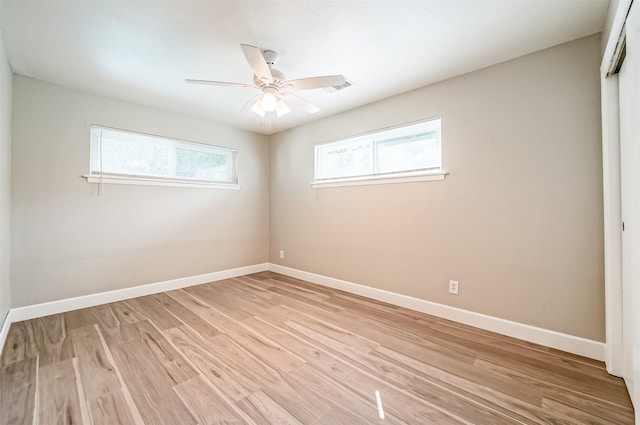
[
  {"x1": 314, "y1": 118, "x2": 442, "y2": 182},
  {"x1": 89, "y1": 126, "x2": 237, "y2": 186}
]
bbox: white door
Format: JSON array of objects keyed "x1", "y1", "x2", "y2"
[
  {"x1": 619, "y1": 54, "x2": 634, "y2": 403},
  {"x1": 619, "y1": 0, "x2": 640, "y2": 412}
]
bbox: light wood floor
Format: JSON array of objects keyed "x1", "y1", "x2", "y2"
[{"x1": 0, "y1": 272, "x2": 634, "y2": 424}]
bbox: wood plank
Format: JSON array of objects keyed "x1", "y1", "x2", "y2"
[
  {"x1": 32, "y1": 314, "x2": 74, "y2": 368},
  {"x1": 405, "y1": 375, "x2": 531, "y2": 425},
  {"x1": 38, "y1": 359, "x2": 84, "y2": 425},
  {"x1": 338, "y1": 365, "x2": 469, "y2": 425},
  {"x1": 231, "y1": 274, "x2": 274, "y2": 290},
  {"x1": 0, "y1": 357, "x2": 37, "y2": 425},
  {"x1": 171, "y1": 322, "x2": 330, "y2": 424},
  {"x1": 281, "y1": 318, "x2": 414, "y2": 387},
  {"x1": 185, "y1": 281, "x2": 274, "y2": 321},
  {"x1": 432, "y1": 320, "x2": 553, "y2": 353},
  {"x1": 109, "y1": 301, "x2": 146, "y2": 325},
  {"x1": 288, "y1": 365, "x2": 409, "y2": 425},
  {"x1": 245, "y1": 315, "x2": 418, "y2": 425},
  {"x1": 110, "y1": 339, "x2": 198, "y2": 425},
  {"x1": 1, "y1": 321, "x2": 37, "y2": 366},
  {"x1": 124, "y1": 296, "x2": 183, "y2": 330},
  {"x1": 91, "y1": 304, "x2": 137, "y2": 346},
  {"x1": 205, "y1": 332, "x2": 283, "y2": 388},
  {"x1": 215, "y1": 278, "x2": 284, "y2": 308},
  {"x1": 227, "y1": 277, "x2": 284, "y2": 304},
  {"x1": 242, "y1": 316, "x2": 354, "y2": 382},
  {"x1": 165, "y1": 325, "x2": 261, "y2": 401},
  {"x1": 173, "y1": 376, "x2": 249, "y2": 425},
  {"x1": 183, "y1": 282, "x2": 254, "y2": 320},
  {"x1": 336, "y1": 306, "x2": 477, "y2": 355},
  {"x1": 474, "y1": 358, "x2": 634, "y2": 423},
  {"x1": 255, "y1": 367, "x2": 334, "y2": 424},
  {"x1": 152, "y1": 292, "x2": 221, "y2": 339},
  {"x1": 125, "y1": 320, "x2": 199, "y2": 384},
  {"x1": 166, "y1": 289, "x2": 246, "y2": 334},
  {"x1": 372, "y1": 345, "x2": 561, "y2": 424},
  {"x1": 266, "y1": 273, "x2": 338, "y2": 297},
  {"x1": 279, "y1": 303, "x2": 480, "y2": 374},
  {"x1": 262, "y1": 277, "x2": 330, "y2": 303},
  {"x1": 324, "y1": 292, "x2": 439, "y2": 332},
  {"x1": 70, "y1": 324, "x2": 142, "y2": 425},
  {"x1": 281, "y1": 309, "x2": 380, "y2": 353},
  {"x1": 542, "y1": 385, "x2": 634, "y2": 424},
  {"x1": 236, "y1": 390, "x2": 304, "y2": 425},
  {"x1": 267, "y1": 285, "x2": 346, "y2": 313},
  {"x1": 245, "y1": 271, "x2": 274, "y2": 281},
  {"x1": 473, "y1": 356, "x2": 631, "y2": 408},
  {"x1": 372, "y1": 344, "x2": 543, "y2": 407},
  {"x1": 64, "y1": 307, "x2": 99, "y2": 330},
  {"x1": 431, "y1": 320, "x2": 612, "y2": 381},
  {"x1": 541, "y1": 397, "x2": 618, "y2": 425},
  {"x1": 225, "y1": 327, "x2": 306, "y2": 373}
]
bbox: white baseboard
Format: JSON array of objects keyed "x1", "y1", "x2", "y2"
[
  {"x1": 0, "y1": 263, "x2": 269, "y2": 351},
  {"x1": 0, "y1": 309, "x2": 14, "y2": 355},
  {"x1": 268, "y1": 264, "x2": 605, "y2": 361}
]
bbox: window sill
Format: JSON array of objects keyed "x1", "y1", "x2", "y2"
[
  {"x1": 83, "y1": 174, "x2": 242, "y2": 190},
  {"x1": 311, "y1": 170, "x2": 447, "y2": 188}
]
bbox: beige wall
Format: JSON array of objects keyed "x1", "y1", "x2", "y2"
[
  {"x1": 11, "y1": 76, "x2": 269, "y2": 307},
  {"x1": 269, "y1": 34, "x2": 605, "y2": 341},
  {"x1": 0, "y1": 3, "x2": 12, "y2": 322}
]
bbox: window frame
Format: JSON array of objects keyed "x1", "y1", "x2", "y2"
[
  {"x1": 84, "y1": 125, "x2": 241, "y2": 190},
  {"x1": 312, "y1": 117, "x2": 446, "y2": 188}
]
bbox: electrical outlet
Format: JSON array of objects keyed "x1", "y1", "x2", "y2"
[
  {"x1": 449, "y1": 280, "x2": 459, "y2": 295},
  {"x1": 279, "y1": 250, "x2": 285, "y2": 259}
]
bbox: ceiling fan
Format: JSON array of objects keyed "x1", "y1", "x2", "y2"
[{"x1": 186, "y1": 44, "x2": 346, "y2": 118}]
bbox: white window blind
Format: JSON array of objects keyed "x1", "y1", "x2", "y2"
[
  {"x1": 89, "y1": 126, "x2": 237, "y2": 185},
  {"x1": 314, "y1": 118, "x2": 442, "y2": 182}
]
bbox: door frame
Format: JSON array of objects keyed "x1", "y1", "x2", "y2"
[{"x1": 601, "y1": 0, "x2": 632, "y2": 378}]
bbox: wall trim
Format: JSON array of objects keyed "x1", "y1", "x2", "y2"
[
  {"x1": 268, "y1": 264, "x2": 605, "y2": 361},
  {"x1": 0, "y1": 263, "x2": 269, "y2": 355},
  {"x1": 0, "y1": 310, "x2": 14, "y2": 356}
]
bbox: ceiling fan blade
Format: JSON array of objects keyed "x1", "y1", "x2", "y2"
[
  {"x1": 185, "y1": 79, "x2": 257, "y2": 89},
  {"x1": 240, "y1": 44, "x2": 273, "y2": 84},
  {"x1": 283, "y1": 75, "x2": 346, "y2": 91},
  {"x1": 280, "y1": 93, "x2": 320, "y2": 114}
]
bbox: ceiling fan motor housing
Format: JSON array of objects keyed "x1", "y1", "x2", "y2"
[
  {"x1": 254, "y1": 67, "x2": 286, "y2": 87},
  {"x1": 262, "y1": 50, "x2": 278, "y2": 65}
]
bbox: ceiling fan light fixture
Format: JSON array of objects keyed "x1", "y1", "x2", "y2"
[
  {"x1": 261, "y1": 91, "x2": 278, "y2": 112},
  {"x1": 251, "y1": 100, "x2": 266, "y2": 117},
  {"x1": 276, "y1": 100, "x2": 290, "y2": 117}
]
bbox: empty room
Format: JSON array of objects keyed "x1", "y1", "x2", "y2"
[{"x1": 0, "y1": 0, "x2": 639, "y2": 424}]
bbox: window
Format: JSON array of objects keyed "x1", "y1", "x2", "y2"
[
  {"x1": 313, "y1": 118, "x2": 444, "y2": 187},
  {"x1": 86, "y1": 126, "x2": 238, "y2": 189}
]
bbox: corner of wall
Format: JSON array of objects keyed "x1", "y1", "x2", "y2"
[{"x1": 0, "y1": 7, "x2": 14, "y2": 341}]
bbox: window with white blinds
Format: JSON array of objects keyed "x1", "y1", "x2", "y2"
[
  {"x1": 88, "y1": 126, "x2": 238, "y2": 188},
  {"x1": 313, "y1": 118, "x2": 443, "y2": 186}
]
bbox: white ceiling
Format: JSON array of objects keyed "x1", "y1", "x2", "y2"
[{"x1": 1, "y1": 0, "x2": 609, "y2": 135}]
